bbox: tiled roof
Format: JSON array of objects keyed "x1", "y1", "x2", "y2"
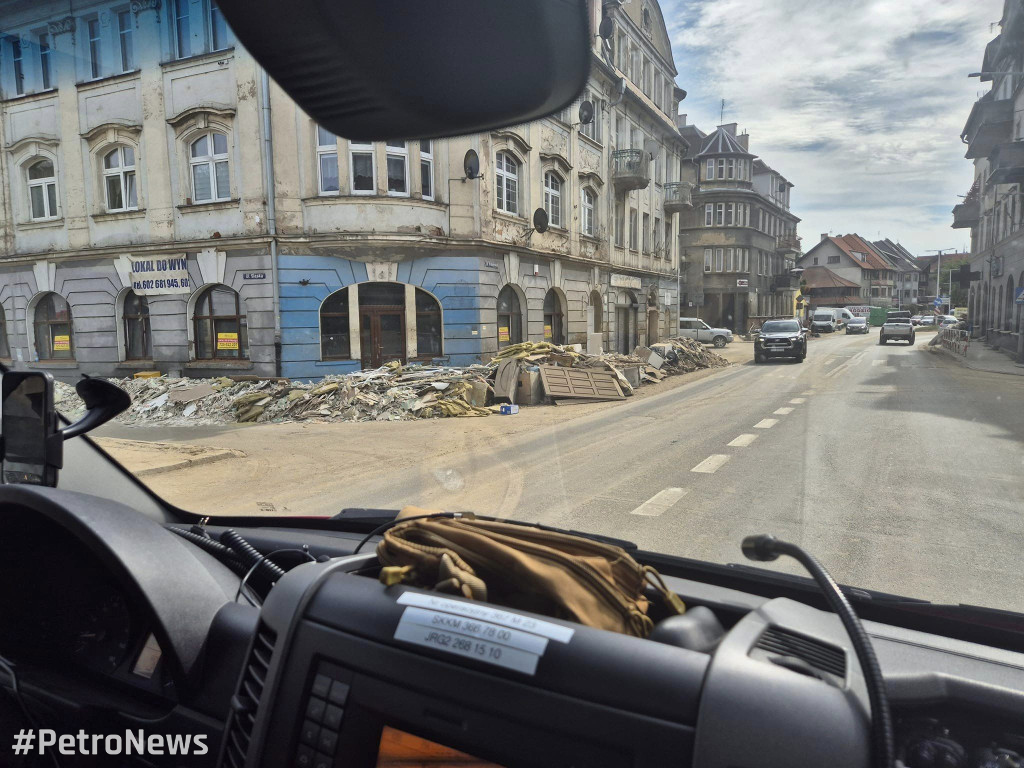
[
  {"x1": 829, "y1": 234, "x2": 893, "y2": 271},
  {"x1": 872, "y1": 239, "x2": 919, "y2": 272},
  {"x1": 697, "y1": 127, "x2": 754, "y2": 157},
  {"x1": 800, "y1": 265, "x2": 861, "y2": 290}
]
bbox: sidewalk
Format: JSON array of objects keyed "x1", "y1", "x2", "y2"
[
  {"x1": 93, "y1": 437, "x2": 246, "y2": 476},
  {"x1": 930, "y1": 337, "x2": 1024, "y2": 376}
]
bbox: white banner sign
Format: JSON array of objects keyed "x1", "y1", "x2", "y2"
[{"x1": 129, "y1": 256, "x2": 191, "y2": 295}]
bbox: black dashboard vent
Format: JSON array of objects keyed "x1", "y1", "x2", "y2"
[
  {"x1": 754, "y1": 627, "x2": 846, "y2": 679},
  {"x1": 222, "y1": 623, "x2": 277, "y2": 768}
]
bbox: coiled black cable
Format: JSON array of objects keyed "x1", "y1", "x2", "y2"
[
  {"x1": 221, "y1": 529, "x2": 287, "y2": 582},
  {"x1": 167, "y1": 526, "x2": 250, "y2": 577}
]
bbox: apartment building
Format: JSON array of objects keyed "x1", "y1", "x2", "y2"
[
  {"x1": 0, "y1": 0, "x2": 690, "y2": 379},
  {"x1": 953, "y1": 0, "x2": 1024, "y2": 357},
  {"x1": 676, "y1": 121, "x2": 801, "y2": 333},
  {"x1": 797, "y1": 234, "x2": 898, "y2": 308}
]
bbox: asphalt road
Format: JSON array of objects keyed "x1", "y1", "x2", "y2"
[{"x1": 115, "y1": 330, "x2": 1024, "y2": 613}]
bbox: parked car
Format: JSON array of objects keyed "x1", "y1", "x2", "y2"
[
  {"x1": 810, "y1": 309, "x2": 840, "y2": 333},
  {"x1": 755, "y1": 319, "x2": 807, "y2": 363},
  {"x1": 678, "y1": 318, "x2": 733, "y2": 348},
  {"x1": 845, "y1": 317, "x2": 870, "y2": 335},
  {"x1": 939, "y1": 316, "x2": 959, "y2": 328},
  {"x1": 910, "y1": 315, "x2": 923, "y2": 325},
  {"x1": 879, "y1": 311, "x2": 916, "y2": 345},
  {"x1": 918, "y1": 315, "x2": 936, "y2": 326}
]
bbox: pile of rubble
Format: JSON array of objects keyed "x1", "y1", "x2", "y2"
[{"x1": 52, "y1": 338, "x2": 727, "y2": 426}]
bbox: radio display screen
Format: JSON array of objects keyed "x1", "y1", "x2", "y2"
[{"x1": 375, "y1": 726, "x2": 505, "y2": 767}]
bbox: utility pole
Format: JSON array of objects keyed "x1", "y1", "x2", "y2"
[{"x1": 922, "y1": 248, "x2": 958, "y2": 314}]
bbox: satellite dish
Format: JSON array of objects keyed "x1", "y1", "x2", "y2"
[
  {"x1": 598, "y1": 16, "x2": 614, "y2": 40},
  {"x1": 578, "y1": 100, "x2": 594, "y2": 125},
  {"x1": 463, "y1": 149, "x2": 480, "y2": 179},
  {"x1": 533, "y1": 207, "x2": 549, "y2": 234},
  {"x1": 643, "y1": 138, "x2": 659, "y2": 161}
]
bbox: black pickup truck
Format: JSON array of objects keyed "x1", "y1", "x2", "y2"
[{"x1": 754, "y1": 319, "x2": 808, "y2": 363}]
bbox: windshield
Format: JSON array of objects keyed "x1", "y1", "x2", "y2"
[
  {"x1": 5, "y1": 0, "x2": 1023, "y2": 617},
  {"x1": 761, "y1": 321, "x2": 801, "y2": 333},
  {"x1": 849, "y1": 318, "x2": 866, "y2": 325}
]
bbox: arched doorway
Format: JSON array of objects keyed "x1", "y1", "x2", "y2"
[
  {"x1": 121, "y1": 290, "x2": 152, "y2": 360},
  {"x1": 32, "y1": 292, "x2": 74, "y2": 361},
  {"x1": 589, "y1": 289, "x2": 602, "y2": 333},
  {"x1": 1005, "y1": 275, "x2": 1015, "y2": 331},
  {"x1": 543, "y1": 288, "x2": 565, "y2": 344},
  {"x1": 616, "y1": 291, "x2": 638, "y2": 354},
  {"x1": 192, "y1": 284, "x2": 247, "y2": 360},
  {"x1": 646, "y1": 288, "x2": 659, "y2": 346},
  {"x1": 358, "y1": 282, "x2": 406, "y2": 368},
  {"x1": 497, "y1": 284, "x2": 523, "y2": 349}
]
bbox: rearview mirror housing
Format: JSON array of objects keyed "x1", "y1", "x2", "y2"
[{"x1": 217, "y1": 0, "x2": 592, "y2": 140}]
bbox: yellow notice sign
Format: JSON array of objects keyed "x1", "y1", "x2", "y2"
[
  {"x1": 216, "y1": 332, "x2": 239, "y2": 350},
  {"x1": 498, "y1": 326, "x2": 510, "y2": 342},
  {"x1": 53, "y1": 335, "x2": 70, "y2": 352},
  {"x1": 543, "y1": 324, "x2": 552, "y2": 339}
]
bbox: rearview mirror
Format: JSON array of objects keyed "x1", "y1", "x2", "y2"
[
  {"x1": 216, "y1": 0, "x2": 591, "y2": 140},
  {"x1": 1, "y1": 372, "x2": 62, "y2": 486}
]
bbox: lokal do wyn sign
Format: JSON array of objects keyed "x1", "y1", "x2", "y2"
[{"x1": 130, "y1": 256, "x2": 191, "y2": 295}]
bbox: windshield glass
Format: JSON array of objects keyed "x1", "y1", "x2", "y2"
[
  {"x1": 5, "y1": 0, "x2": 1023, "y2": 616},
  {"x1": 761, "y1": 321, "x2": 800, "y2": 333}
]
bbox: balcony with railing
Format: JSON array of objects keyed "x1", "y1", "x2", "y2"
[
  {"x1": 962, "y1": 95, "x2": 1013, "y2": 159},
  {"x1": 663, "y1": 182, "x2": 693, "y2": 213},
  {"x1": 952, "y1": 196, "x2": 980, "y2": 229},
  {"x1": 776, "y1": 234, "x2": 802, "y2": 253},
  {"x1": 612, "y1": 149, "x2": 650, "y2": 192},
  {"x1": 988, "y1": 141, "x2": 1024, "y2": 185}
]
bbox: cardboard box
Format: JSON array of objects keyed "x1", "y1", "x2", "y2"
[{"x1": 516, "y1": 370, "x2": 544, "y2": 405}]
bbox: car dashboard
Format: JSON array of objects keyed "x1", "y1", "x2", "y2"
[{"x1": 1, "y1": 486, "x2": 1024, "y2": 768}]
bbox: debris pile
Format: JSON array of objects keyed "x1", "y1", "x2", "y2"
[{"x1": 51, "y1": 338, "x2": 728, "y2": 426}]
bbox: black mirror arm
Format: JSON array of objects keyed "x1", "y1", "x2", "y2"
[{"x1": 60, "y1": 376, "x2": 132, "y2": 441}]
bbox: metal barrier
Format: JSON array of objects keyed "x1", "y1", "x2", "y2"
[{"x1": 938, "y1": 327, "x2": 969, "y2": 356}]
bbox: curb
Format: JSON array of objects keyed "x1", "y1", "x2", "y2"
[
  {"x1": 133, "y1": 448, "x2": 245, "y2": 477},
  {"x1": 928, "y1": 345, "x2": 1024, "y2": 377}
]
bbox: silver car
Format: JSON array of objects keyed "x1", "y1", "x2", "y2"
[{"x1": 678, "y1": 318, "x2": 734, "y2": 348}]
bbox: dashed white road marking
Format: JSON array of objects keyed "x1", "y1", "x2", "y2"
[
  {"x1": 728, "y1": 434, "x2": 759, "y2": 447},
  {"x1": 629, "y1": 487, "x2": 689, "y2": 517},
  {"x1": 789, "y1": 398, "x2": 805, "y2": 404},
  {"x1": 754, "y1": 418, "x2": 779, "y2": 429},
  {"x1": 774, "y1": 407, "x2": 794, "y2": 415},
  {"x1": 871, "y1": 359, "x2": 884, "y2": 367},
  {"x1": 801, "y1": 390, "x2": 814, "y2": 395},
  {"x1": 691, "y1": 454, "x2": 731, "y2": 474}
]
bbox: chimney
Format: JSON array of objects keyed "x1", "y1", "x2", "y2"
[
  {"x1": 676, "y1": 113, "x2": 687, "y2": 128},
  {"x1": 821, "y1": 233, "x2": 829, "y2": 242},
  {"x1": 720, "y1": 122, "x2": 738, "y2": 136},
  {"x1": 737, "y1": 132, "x2": 749, "y2": 151}
]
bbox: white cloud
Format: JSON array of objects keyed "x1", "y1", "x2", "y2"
[{"x1": 663, "y1": 0, "x2": 1000, "y2": 253}]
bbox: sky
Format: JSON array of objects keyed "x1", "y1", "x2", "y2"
[{"x1": 660, "y1": 0, "x2": 1003, "y2": 255}]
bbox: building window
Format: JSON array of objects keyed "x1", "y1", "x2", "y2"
[
  {"x1": 210, "y1": 0, "x2": 230, "y2": 51},
  {"x1": 725, "y1": 203, "x2": 734, "y2": 226},
  {"x1": 629, "y1": 208, "x2": 638, "y2": 250},
  {"x1": 654, "y1": 215, "x2": 662, "y2": 253},
  {"x1": 543, "y1": 171, "x2": 562, "y2": 228},
  {"x1": 193, "y1": 284, "x2": 247, "y2": 360},
  {"x1": 10, "y1": 37, "x2": 24, "y2": 95},
  {"x1": 190, "y1": 131, "x2": 230, "y2": 203},
  {"x1": 495, "y1": 151, "x2": 519, "y2": 215},
  {"x1": 704, "y1": 248, "x2": 712, "y2": 272},
  {"x1": 581, "y1": 187, "x2": 595, "y2": 237},
  {"x1": 704, "y1": 203, "x2": 713, "y2": 226},
  {"x1": 385, "y1": 140, "x2": 408, "y2": 196},
  {"x1": 727, "y1": 159, "x2": 735, "y2": 180},
  {"x1": 415, "y1": 289, "x2": 443, "y2": 358},
  {"x1": 615, "y1": 200, "x2": 624, "y2": 246},
  {"x1": 33, "y1": 293, "x2": 74, "y2": 361},
  {"x1": 118, "y1": 12, "x2": 133, "y2": 72},
  {"x1": 349, "y1": 140, "x2": 375, "y2": 194},
  {"x1": 320, "y1": 289, "x2": 350, "y2": 360},
  {"x1": 87, "y1": 18, "x2": 101, "y2": 78},
  {"x1": 123, "y1": 291, "x2": 152, "y2": 360},
  {"x1": 725, "y1": 247, "x2": 734, "y2": 272},
  {"x1": 497, "y1": 284, "x2": 522, "y2": 349},
  {"x1": 705, "y1": 159, "x2": 714, "y2": 180},
  {"x1": 715, "y1": 203, "x2": 724, "y2": 226},
  {"x1": 717, "y1": 158, "x2": 725, "y2": 178},
  {"x1": 38, "y1": 33, "x2": 51, "y2": 89},
  {"x1": 642, "y1": 212, "x2": 650, "y2": 252},
  {"x1": 827, "y1": 254, "x2": 840, "y2": 264},
  {"x1": 27, "y1": 158, "x2": 58, "y2": 220},
  {"x1": 715, "y1": 248, "x2": 724, "y2": 272},
  {"x1": 174, "y1": 0, "x2": 191, "y2": 58},
  {"x1": 103, "y1": 146, "x2": 138, "y2": 211},
  {"x1": 580, "y1": 96, "x2": 600, "y2": 142},
  {"x1": 316, "y1": 125, "x2": 339, "y2": 195},
  {"x1": 419, "y1": 140, "x2": 433, "y2": 200},
  {"x1": 543, "y1": 289, "x2": 565, "y2": 344}
]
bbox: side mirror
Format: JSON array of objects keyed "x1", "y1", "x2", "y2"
[{"x1": 61, "y1": 376, "x2": 132, "y2": 440}]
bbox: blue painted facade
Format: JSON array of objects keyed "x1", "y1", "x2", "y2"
[{"x1": 278, "y1": 253, "x2": 487, "y2": 380}]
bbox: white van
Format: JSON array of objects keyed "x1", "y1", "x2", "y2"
[
  {"x1": 810, "y1": 308, "x2": 840, "y2": 333},
  {"x1": 815, "y1": 307, "x2": 854, "y2": 327}
]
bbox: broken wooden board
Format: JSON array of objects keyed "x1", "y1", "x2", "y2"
[
  {"x1": 493, "y1": 358, "x2": 520, "y2": 403},
  {"x1": 538, "y1": 365, "x2": 624, "y2": 401},
  {"x1": 554, "y1": 398, "x2": 610, "y2": 406}
]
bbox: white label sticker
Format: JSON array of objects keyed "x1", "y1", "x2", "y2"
[
  {"x1": 400, "y1": 606, "x2": 549, "y2": 655},
  {"x1": 396, "y1": 592, "x2": 575, "y2": 643},
  {"x1": 394, "y1": 613, "x2": 541, "y2": 675}
]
